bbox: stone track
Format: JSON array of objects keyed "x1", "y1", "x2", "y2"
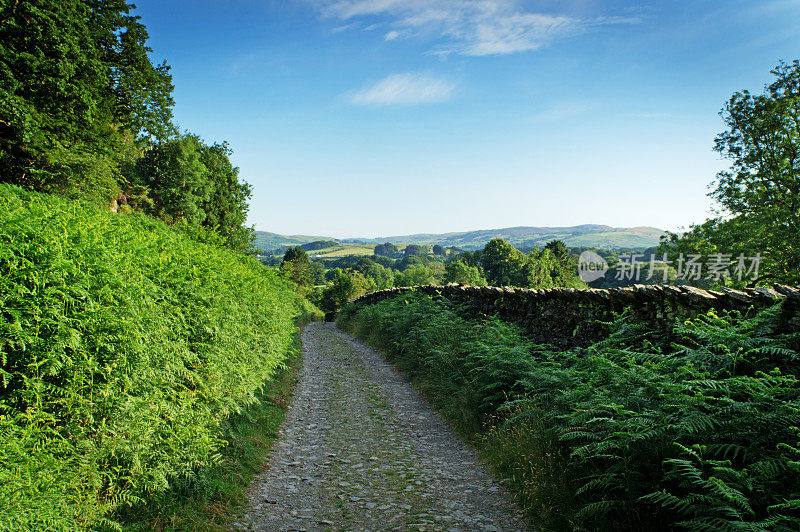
[{"x1": 238, "y1": 322, "x2": 529, "y2": 532}]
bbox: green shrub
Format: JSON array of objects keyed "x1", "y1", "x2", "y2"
[
  {"x1": 0, "y1": 185, "x2": 317, "y2": 530},
  {"x1": 338, "y1": 294, "x2": 800, "y2": 531}
]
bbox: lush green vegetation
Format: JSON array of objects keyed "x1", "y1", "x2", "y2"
[
  {"x1": 481, "y1": 238, "x2": 585, "y2": 289},
  {"x1": 119, "y1": 334, "x2": 305, "y2": 531},
  {"x1": 0, "y1": 185, "x2": 320, "y2": 530},
  {"x1": 0, "y1": 0, "x2": 173, "y2": 198},
  {"x1": 0, "y1": 3, "x2": 326, "y2": 528},
  {"x1": 339, "y1": 293, "x2": 800, "y2": 531}
]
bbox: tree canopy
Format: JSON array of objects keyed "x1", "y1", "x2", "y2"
[
  {"x1": 127, "y1": 134, "x2": 253, "y2": 249},
  {"x1": 444, "y1": 260, "x2": 486, "y2": 286},
  {"x1": 0, "y1": 0, "x2": 173, "y2": 196},
  {"x1": 481, "y1": 238, "x2": 585, "y2": 289},
  {"x1": 482, "y1": 239, "x2": 531, "y2": 287},
  {"x1": 662, "y1": 61, "x2": 800, "y2": 285},
  {"x1": 374, "y1": 242, "x2": 399, "y2": 257},
  {"x1": 0, "y1": 0, "x2": 254, "y2": 251},
  {"x1": 280, "y1": 246, "x2": 312, "y2": 286},
  {"x1": 403, "y1": 244, "x2": 427, "y2": 257}
]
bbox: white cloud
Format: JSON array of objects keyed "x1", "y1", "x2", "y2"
[
  {"x1": 348, "y1": 73, "x2": 455, "y2": 105},
  {"x1": 331, "y1": 22, "x2": 360, "y2": 32},
  {"x1": 313, "y1": 0, "x2": 639, "y2": 56}
]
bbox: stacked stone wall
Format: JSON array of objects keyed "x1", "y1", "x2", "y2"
[{"x1": 348, "y1": 283, "x2": 800, "y2": 346}]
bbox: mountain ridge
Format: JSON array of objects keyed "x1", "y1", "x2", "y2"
[{"x1": 255, "y1": 225, "x2": 668, "y2": 251}]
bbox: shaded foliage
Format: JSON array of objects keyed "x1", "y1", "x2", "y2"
[{"x1": 374, "y1": 242, "x2": 399, "y2": 257}]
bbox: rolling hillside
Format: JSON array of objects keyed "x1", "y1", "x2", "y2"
[
  {"x1": 254, "y1": 231, "x2": 335, "y2": 251},
  {"x1": 255, "y1": 225, "x2": 667, "y2": 251}
]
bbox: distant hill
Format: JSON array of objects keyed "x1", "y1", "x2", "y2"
[
  {"x1": 253, "y1": 232, "x2": 334, "y2": 251},
  {"x1": 254, "y1": 225, "x2": 667, "y2": 252}
]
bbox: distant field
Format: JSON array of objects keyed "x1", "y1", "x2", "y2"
[{"x1": 307, "y1": 244, "x2": 375, "y2": 258}]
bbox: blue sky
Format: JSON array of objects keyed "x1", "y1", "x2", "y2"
[{"x1": 135, "y1": 0, "x2": 800, "y2": 238}]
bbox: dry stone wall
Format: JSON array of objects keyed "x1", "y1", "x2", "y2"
[{"x1": 349, "y1": 283, "x2": 800, "y2": 347}]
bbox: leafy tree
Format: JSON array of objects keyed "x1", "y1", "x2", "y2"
[
  {"x1": 444, "y1": 260, "x2": 487, "y2": 286},
  {"x1": 662, "y1": 61, "x2": 800, "y2": 285},
  {"x1": 371, "y1": 254, "x2": 396, "y2": 269},
  {"x1": 197, "y1": 141, "x2": 254, "y2": 250},
  {"x1": 127, "y1": 134, "x2": 254, "y2": 250},
  {"x1": 302, "y1": 240, "x2": 338, "y2": 251},
  {"x1": 394, "y1": 264, "x2": 437, "y2": 287},
  {"x1": 324, "y1": 267, "x2": 342, "y2": 283},
  {"x1": 544, "y1": 240, "x2": 569, "y2": 260},
  {"x1": 403, "y1": 244, "x2": 427, "y2": 256},
  {"x1": 0, "y1": 0, "x2": 174, "y2": 199},
  {"x1": 482, "y1": 239, "x2": 585, "y2": 288},
  {"x1": 432, "y1": 244, "x2": 446, "y2": 256},
  {"x1": 529, "y1": 248, "x2": 586, "y2": 289},
  {"x1": 355, "y1": 257, "x2": 394, "y2": 289},
  {"x1": 282, "y1": 246, "x2": 309, "y2": 264},
  {"x1": 460, "y1": 249, "x2": 483, "y2": 268},
  {"x1": 374, "y1": 242, "x2": 399, "y2": 257},
  {"x1": 280, "y1": 246, "x2": 311, "y2": 286},
  {"x1": 319, "y1": 269, "x2": 373, "y2": 313},
  {"x1": 129, "y1": 134, "x2": 208, "y2": 223},
  {"x1": 427, "y1": 260, "x2": 446, "y2": 282},
  {"x1": 308, "y1": 261, "x2": 326, "y2": 285},
  {"x1": 482, "y1": 239, "x2": 531, "y2": 287},
  {"x1": 396, "y1": 254, "x2": 429, "y2": 271}
]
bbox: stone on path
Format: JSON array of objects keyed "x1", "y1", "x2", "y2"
[{"x1": 239, "y1": 322, "x2": 530, "y2": 531}]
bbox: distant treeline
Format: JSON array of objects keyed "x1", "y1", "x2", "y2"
[{"x1": 277, "y1": 238, "x2": 586, "y2": 314}]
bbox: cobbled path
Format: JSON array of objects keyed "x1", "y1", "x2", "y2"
[{"x1": 237, "y1": 322, "x2": 530, "y2": 532}]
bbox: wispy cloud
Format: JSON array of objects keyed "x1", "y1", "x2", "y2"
[
  {"x1": 532, "y1": 101, "x2": 593, "y2": 122},
  {"x1": 331, "y1": 22, "x2": 360, "y2": 33},
  {"x1": 348, "y1": 73, "x2": 455, "y2": 106},
  {"x1": 313, "y1": 0, "x2": 640, "y2": 56},
  {"x1": 229, "y1": 52, "x2": 262, "y2": 76}
]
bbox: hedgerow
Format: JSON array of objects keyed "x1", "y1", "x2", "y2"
[
  {"x1": 0, "y1": 185, "x2": 318, "y2": 530},
  {"x1": 338, "y1": 293, "x2": 800, "y2": 531}
]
